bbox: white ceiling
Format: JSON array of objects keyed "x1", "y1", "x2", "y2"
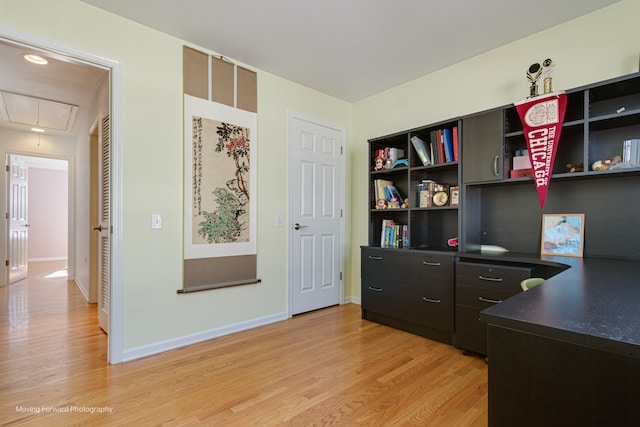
[
  {"x1": 81, "y1": 0, "x2": 620, "y2": 102},
  {"x1": 0, "y1": 0, "x2": 621, "y2": 140},
  {"x1": 0, "y1": 38, "x2": 107, "y2": 137}
]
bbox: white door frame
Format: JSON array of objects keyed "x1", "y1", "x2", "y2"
[
  {"x1": 0, "y1": 25, "x2": 124, "y2": 364},
  {"x1": 287, "y1": 111, "x2": 346, "y2": 317}
]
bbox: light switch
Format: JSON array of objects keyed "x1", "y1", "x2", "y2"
[
  {"x1": 276, "y1": 214, "x2": 283, "y2": 227},
  {"x1": 151, "y1": 213, "x2": 163, "y2": 229}
]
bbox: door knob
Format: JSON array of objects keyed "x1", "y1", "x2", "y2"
[
  {"x1": 294, "y1": 223, "x2": 308, "y2": 230},
  {"x1": 92, "y1": 225, "x2": 103, "y2": 232}
]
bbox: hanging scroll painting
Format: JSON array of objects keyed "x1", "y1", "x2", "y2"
[{"x1": 184, "y1": 94, "x2": 257, "y2": 259}]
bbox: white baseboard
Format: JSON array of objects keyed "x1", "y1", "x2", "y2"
[
  {"x1": 344, "y1": 296, "x2": 361, "y2": 305},
  {"x1": 28, "y1": 257, "x2": 68, "y2": 262},
  {"x1": 122, "y1": 311, "x2": 289, "y2": 362},
  {"x1": 74, "y1": 279, "x2": 91, "y2": 302}
]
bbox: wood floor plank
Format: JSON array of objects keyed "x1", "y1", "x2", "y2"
[{"x1": 1, "y1": 261, "x2": 488, "y2": 426}]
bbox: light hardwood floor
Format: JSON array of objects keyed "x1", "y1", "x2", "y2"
[{"x1": 0, "y1": 261, "x2": 488, "y2": 426}]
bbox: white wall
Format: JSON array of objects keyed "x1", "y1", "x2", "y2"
[
  {"x1": 28, "y1": 166, "x2": 68, "y2": 261},
  {"x1": 349, "y1": 0, "x2": 640, "y2": 297},
  {"x1": 0, "y1": 0, "x2": 353, "y2": 357}
]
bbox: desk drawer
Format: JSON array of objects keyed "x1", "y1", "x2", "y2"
[
  {"x1": 362, "y1": 279, "x2": 453, "y2": 332},
  {"x1": 456, "y1": 285, "x2": 515, "y2": 309},
  {"x1": 362, "y1": 248, "x2": 453, "y2": 285},
  {"x1": 456, "y1": 262, "x2": 531, "y2": 294}
]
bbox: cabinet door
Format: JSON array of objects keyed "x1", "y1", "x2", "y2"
[
  {"x1": 362, "y1": 279, "x2": 404, "y2": 316},
  {"x1": 462, "y1": 110, "x2": 503, "y2": 183},
  {"x1": 361, "y1": 249, "x2": 408, "y2": 282}
]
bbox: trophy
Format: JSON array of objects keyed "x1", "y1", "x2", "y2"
[
  {"x1": 526, "y1": 62, "x2": 542, "y2": 97},
  {"x1": 542, "y1": 58, "x2": 555, "y2": 94}
]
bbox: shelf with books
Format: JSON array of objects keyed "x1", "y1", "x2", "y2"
[
  {"x1": 379, "y1": 219, "x2": 409, "y2": 249},
  {"x1": 411, "y1": 166, "x2": 458, "y2": 209},
  {"x1": 368, "y1": 118, "x2": 461, "y2": 251},
  {"x1": 369, "y1": 209, "x2": 408, "y2": 247},
  {"x1": 409, "y1": 122, "x2": 459, "y2": 167},
  {"x1": 371, "y1": 173, "x2": 409, "y2": 210}
]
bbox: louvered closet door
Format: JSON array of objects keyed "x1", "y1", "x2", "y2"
[{"x1": 97, "y1": 115, "x2": 111, "y2": 334}]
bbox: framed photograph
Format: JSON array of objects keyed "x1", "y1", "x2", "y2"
[{"x1": 541, "y1": 214, "x2": 585, "y2": 257}]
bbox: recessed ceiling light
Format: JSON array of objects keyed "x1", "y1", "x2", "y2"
[
  {"x1": 31, "y1": 127, "x2": 45, "y2": 133},
  {"x1": 23, "y1": 54, "x2": 48, "y2": 65}
]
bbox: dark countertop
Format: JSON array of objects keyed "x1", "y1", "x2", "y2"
[{"x1": 479, "y1": 256, "x2": 640, "y2": 358}]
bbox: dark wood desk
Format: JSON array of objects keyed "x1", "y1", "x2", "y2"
[{"x1": 479, "y1": 256, "x2": 640, "y2": 426}]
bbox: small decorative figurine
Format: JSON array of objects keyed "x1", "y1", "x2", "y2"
[
  {"x1": 566, "y1": 163, "x2": 584, "y2": 173},
  {"x1": 592, "y1": 155, "x2": 622, "y2": 171},
  {"x1": 374, "y1": 155, "x2": 385, "y2": 170}
]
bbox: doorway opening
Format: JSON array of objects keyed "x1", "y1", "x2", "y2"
[
  {"x1": 6, "y1": 154, "x2": 69, "y2": 285},
  {"x1": 0, "y1": 29, "x2": 122, "y2": 363}
]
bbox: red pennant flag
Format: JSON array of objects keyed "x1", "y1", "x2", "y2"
[{"x1": 515, "y1": 92, "x2": 568, "y2": 209}]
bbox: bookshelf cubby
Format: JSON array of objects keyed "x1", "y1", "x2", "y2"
[{"x1": 368, "y1": 119, "x2": 461, "y2": 251}]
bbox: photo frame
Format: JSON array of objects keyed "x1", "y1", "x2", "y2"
[{"x1": 540, "y1": 214, "x2": 585, "y2": 257}]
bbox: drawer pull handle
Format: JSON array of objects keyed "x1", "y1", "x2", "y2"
[
  {"x1": 368, "y1": 286, "x2": 383, "y2": 292},
  {"x1": 422, "y1": 297, "x2": 441, "y2": 303},
  {"x1": 423, "y1": 261, "x2": 441, "y2": 266},
  {"x1": 479, "y1": 296, "x2": 502, "y2": 304},
  {"x1": 478, "y1": 275, "x2": 503, "y2": 282},
  {"x1": 368, "y1": 256, "x2": 383, "y2": 260}
]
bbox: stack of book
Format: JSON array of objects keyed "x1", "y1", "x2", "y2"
[
  {"x1": 410, "y1": 126, "x2": 459, "y2": 166},
  {"x1": 380, "y1": 219, "x2": 408, "y2": 248}
]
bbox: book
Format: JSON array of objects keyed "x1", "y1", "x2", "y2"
[
  {"x1": 453, "y1": 126, "x2": 459, "y2": 161},
  {"x1": 410, "y1": 136, "x2": 431, "y2": 166},
  {"x1": 443, "y1": 128, "x2": 454, "y2": 163},
  {"x1": 429, "y1": 130, "x2": 439, "y2": 164},
  {"x1": 436, "y1": 129, "x2": 445, "y2": 165},
  {"x1": 402, "y1": 225, "x2": 409, "y2": 248},
  {"x1": 374, "y1": 179, "x2": 393, "y2": 208},
  {"x1": 623, "y1": 139, "x2": 640, "y2": 164},
  {"x1": 450, "y1": 185, "x2": 459, "y2": 206},
  {"x1": 510, "y1": 169, "x2": 533, "y2": 178},
  {"x1": 380, "y1": 219, "x2": 394, "y2": 247},
  {"x1": 385, "y1": 185, "x2": 403, "y2": 204},
  {"x1": 417, "y1": 179, "x2": 437, "y2": 207}
]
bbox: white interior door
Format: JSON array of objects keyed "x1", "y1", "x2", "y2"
[
  {"x1": 289, "y1": 113, "x2": 344, "y2": 315},
  {"x1": 95, "y1": 114, "x2": 110, "y2": 333},
  {"x1": 7, "y1": 155, "x2": 29, "y2": 284}
]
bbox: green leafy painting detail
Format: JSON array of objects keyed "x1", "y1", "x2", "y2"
[{"x1": 193, "y1": 118, "x2": 250, "y2": 244}]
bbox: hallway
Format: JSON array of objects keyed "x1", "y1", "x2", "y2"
[{"x1": 0, "y1": 261, "x2": 108, "y2": 424}]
